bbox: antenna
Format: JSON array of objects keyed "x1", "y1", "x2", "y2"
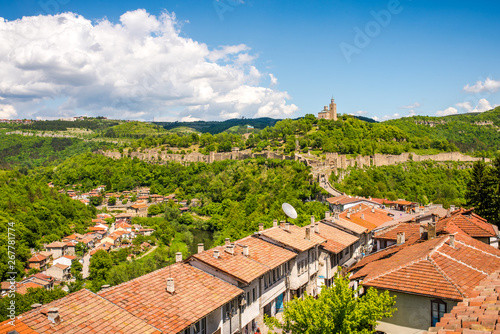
[{"x1": 282, "y1": 203, "x2": 298, "y2": 220}]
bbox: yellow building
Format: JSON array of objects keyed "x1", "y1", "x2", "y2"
[{"x1": 317, "y1": 98, "x2": 337, "y2": 121}]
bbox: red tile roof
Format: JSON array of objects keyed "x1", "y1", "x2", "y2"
[
  {"x1": 437, "y1": 208, "x2": 497, "y2": 238},
  {"x1": 192, "y1": 235, "x2": 296, "y2": 284},
  {"x1": 99, "y1": 263, "x2": 242, "y2": 333},
  {"x1": 374, "y1": 222, "x2": 423, "y2": 241},
  {"x1": 260, "y1": 224, "x2": 325, "y2": 252},
  {"x1": 16, "y1": 282, "x2": 42, "y2": 295},
  {"x1": 326, "y1": 195, "x2": 380, "y2": 206},
  {"x1": 339, "y1": 204, "x2": 394, "y2": 232},
  {"x1": 45, "y1": 242, "x2": 67, "y2": 249},
  {"x1": 323, "y1": 216, "x2": 368, "y2": 235},
  {"x1": 0, "y1": 289, "x2": 161, "y2": 333},
  {"x1": 351, "y1": 233, "x2": 500, "y2": 301},
  {"x1": 28, "y1": 253, "x2": 47, "y2": 263},
  {"x1": 425, "y1": 269, "x2": 500, "y2": 333},
  {"x1": 315, "y1": 222, "x2": 359, "y2": 254}
]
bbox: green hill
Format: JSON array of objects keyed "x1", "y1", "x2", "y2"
[
  {"x1": 155, "y1": 117, "x2": 279, "y2": 134},
  {"x1": 103, "y1": 121, "x2": 168, "y2": 138},
  {"x1": 386, "y1": 106, "x2": 500, "y2": 155}
]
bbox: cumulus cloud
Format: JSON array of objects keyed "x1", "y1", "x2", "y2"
[
  {"x1": 406, "y1": 109, "x2": 416, "y2": 117},
  {"x1": 0, "y1": 102, "x2": 17, "y2": 118},
  {"x1": 436, "y1": 107, "x2": 458, "y2": 116},
  {"x1": 373, "y1": 113, "x2": 400, "y2": 121},
  {"x1": 181, "y1": 115, "x2": 201, "y2": 122},
  {"x1": 0, "y1": 10, "x2": 297, "y2": 120},
  {"x1": 455, "y1": 99, "x2": 494, "y2": 113},
  {"x1": 348, "y1": 110, "x2": 368, "y2": 116},
  {"x1": 463, "y1": 78, "x2": 500, "y2": 93},
  {"x1": 400, "y1": 102, "x2": 421, "y2": 109}
]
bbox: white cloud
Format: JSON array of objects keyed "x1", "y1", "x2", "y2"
[
  {"x1": 400, "y1": 102, "x2": 421, "y2": 109},
  {"x1": 0, "y1": 10, "x2": 297, "y2": 120},
  {"x1": 269, "y1": 73, "x2": 278, "y2": 87},
  {"x1": 456, "y1": 99, "x2": 494, "y2": 113},
  {"x1": 181, "y1": 115, "x2": 201, "y2": 122},
  {"x1": 0, "y1": 103, "x2": 17, "y2": 118},
  {"x1": 436, "y1": 107, "x2": 458, "y2": 116},
  {"x1": 406, "y1": 109, "x2": 416, "y2": 117},
  {"x1": 463, "y1": 78, "x2": 500, "y2": 93}
]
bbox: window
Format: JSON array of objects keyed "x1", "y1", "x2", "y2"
[
  {"x1": 183, "y1": 329, "x2": 190, "y2": 334},
  {"x1": 253, "y1": 287, "x2": 256, "y2": 302},
  {"x1": 247, "y1": 291, "x2": 250, "y2": 306},
  {"x1": 193, "y1": 318, "x2": 206, "y2": 334},
  {"x1": 431, "y1": 300, "x2": 447, "y2": 326}
]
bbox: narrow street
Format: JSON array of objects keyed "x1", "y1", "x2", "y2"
[{"x1": 82, "y1": 253, "x2": 90, "y2": 279}]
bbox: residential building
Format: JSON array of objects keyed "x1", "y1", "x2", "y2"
[
  {"x1": 326, "y1": 195, "x2": 381, "y2": 212},
  {"x1": 99, "y1": 262, "x2": 243, "y2": 334},
  {"x1": 130, "y1": 203, "x2": 148, "y2": 217},
  {"x1": 0, "y1": 289, "x2": 161, "y2": 334},
  {"x1": 350, "y1": 232, "x2": 500, "y2": 332},
  {"x1": 258, "y1": 221, "x2": 325, "y2": 298},
  {"x1": 28, "y1": 253, "x2": 48, "y2": 271},
  {"x1": 45, "y1": 241, "x2": 67, "y2": 259},
  {"x1": 190, "y1": 235, "x2": 296, "y2": 332},
  {"x1": 53, "y1": 255, "x2": 76, "y2": 268},
  {"x1": 46, "y1": 263, "x2": 71, "y2": 281},
  {"x1": 23, "y1": 273, "x2": 54, "y2": 290}
]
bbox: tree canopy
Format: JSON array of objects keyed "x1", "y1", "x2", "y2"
[{"x1": 265, "y1": 271, "x2": 396, "y2": 334}]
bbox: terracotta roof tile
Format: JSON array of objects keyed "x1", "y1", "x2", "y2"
[
  {"x1": 351, "y1": 233, "x2": 500, "y2": 301},
  {"x1": 323, "y1": 216, "x2": 368, "y2": 234},
  {"x1": 315, "y1": 222, "x2": 359, "y2": 254},
  {"x1": 28, "y1": 253, "x2": 47, "y2": 263},
  {"x1": 339, "y1": 204, "x2": 394, "y2": 232},
  {"x1": 99, "y1": 263, "x2": 242, "y2": 333},
  {"x1": 259, "y1": 224, "x2": 325, "y2": 252},
  {"x1": 374, "y1": 222, "x2": 423, "y2": 241},
  {"x1": 425, "y1": 269, "x2": 500, "y2": 333},
  {"x1": 0, "y1": 289, "x2": 161, "y2": 333},
  {"x1": 192, "y1": 235, "x2": 296, "y2": 284},
  {"x1": 437, "y1": 209, "x2": 497, "y2": 238}
]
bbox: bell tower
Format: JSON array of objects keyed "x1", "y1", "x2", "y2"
[{"x1": 329, "y1": 98, "x2": 337, "y2": 121}]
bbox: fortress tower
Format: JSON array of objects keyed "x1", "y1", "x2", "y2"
[{"x1": 317, "y1": 98, "x2": 338, "y2": 121}]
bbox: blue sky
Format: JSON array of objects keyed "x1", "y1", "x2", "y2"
[{"x1": 0, "y1": 0, "x2": 499, "y2": 121}]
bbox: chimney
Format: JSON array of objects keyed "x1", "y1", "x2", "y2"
[
  {"x1": 361, "y1": 214, "x2": 364, "y2": 220},
  {"x1": 400, "y1": 232, "x2": 405, "y2": 244},
  {"x1": 396, "y1": 232, "x2": 401, "y2": 244},
  {"x1": 242, "y1": 245, "x2": 249, "y2": 257},
  {"x1": 431, "y1": 214, "x2": 438, "y2": 223},
  {"x1": 47, "y1": 308, "x2": 61, "y2": 325},
  {"x1": 166, "y1": 278, "x2": 175, "y2": 294},
  {"x1": 314, "y1": 223, "x2": 319, "y2": 234},
  {"x1": 334, "y1": 212, "x2": 339, "y2": 219},
  {"x1": 449, "y1": 234, "x2": 455, "y2": 248},
  {"x1": 450, "y1": 205, "x2": 456, "y2": 212},
  {"x1": 226, "y1": 245, "x2": 234, "y2": 255},
  {"x1": 310, "y1": 215, "x2": 315, "y2": 225},
  {"x1": 428, "y1": 222, "x2": 436, "y2": 240},
  {"x1": 280, "y1": 220, "x2": 285, "y2": 228},
  {"x1": 225, "y1": 238, "x2": 231, "y2": 246},
  {"x1": 305, "y1": 227, "x2": 311, "y2": 240},
  {"x1": 259, "y1": 223, "x2": 264, "y2": 232},
  {"x1": 175, "y1": 252, "x2": 182, "y2": 263},
  {"x1": 198, "y1": 243, "x2": 204, "y2": 254},
  {"x1": 325, "y1": 211, "x2": 330, "y2": 219},
  {"x1": 213, "y1": 249, "x2": 220, "y2": 258},
  {"x1": 371, "y1": 207, "x2": 375, "y2": 213},
  {"x1": 419, "y1": 225, "x2": 425, "y2": 238},
  {"x1": 273, "y1": 219, "x2": 278, "y2": 227},
  {"x1": 285, "y1": 223, "x2": 290, "y2": 231},
  {"x1": 346, "y1": 212, "x2": 350, "y2": 219}
]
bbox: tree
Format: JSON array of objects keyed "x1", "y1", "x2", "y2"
[
  {"x1": 90, "y1": 195, "x2": 103, "y2": 206},
  {"x1": 108, "y1": 196, "x2": 117, "y2": 206},
  {"x1": 265, "y1": 271, "x2": 396, "y2": 334},
  {"x1": 71, "y1": 260, "x2": 83, "y2": 280},
  {"x1": 466, "y1": 158, "x2": 500, "y2": 225},
  {"x1": 88, "y1": 250, "x2": 113, "y2": 282}
]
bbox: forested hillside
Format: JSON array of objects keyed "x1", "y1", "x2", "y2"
[
  {"x1": 0, "y1": 135, "x2": 105, "y2": 169},
  {"x1": 332, "y1": 160, "x2": 471, "y2": 207},
  {"x1": 0, "y1": 170, "x2": 95, "y2": 281},
  {"x1": 387, "y1": 106, "x2": 500, "y2": 156},
  {"x1": 42, "y1": 153, "x2": 328, "y2": 241}
]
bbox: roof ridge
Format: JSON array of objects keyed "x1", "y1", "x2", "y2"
[
  {"x1": 455, "y1": 239, "x2": 500, "y2": 259},
  {"x1": 434, "y1": 249, "x2": 488, "y2": 275},
  {"x1": 427, "y1": 255, "x2": 465, "y2": 299}
]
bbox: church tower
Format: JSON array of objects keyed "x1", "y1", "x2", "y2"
[{"x1": 329, "y1": 98, "x2": 337, "y2": 121}]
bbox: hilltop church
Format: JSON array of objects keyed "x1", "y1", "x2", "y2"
[{"x1": 317, "y1": 98, "x2": 338, "y2": 121}]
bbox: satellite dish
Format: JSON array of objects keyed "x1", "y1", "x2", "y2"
[{"x1": 282, "y1": 203, "x2": 298, "y2": 219}]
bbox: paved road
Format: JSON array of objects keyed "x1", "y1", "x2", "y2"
[{"x1": 82, "y1": 253, "x2": 90, "y2": 279}]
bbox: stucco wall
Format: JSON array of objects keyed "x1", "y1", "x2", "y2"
[{"x1": 375, "y1": 289, "x2": 458, "y2": 331}]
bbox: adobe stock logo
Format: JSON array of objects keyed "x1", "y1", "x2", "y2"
[{"x1": 339, "y1": 0, "x2": 406, "y2": 63}]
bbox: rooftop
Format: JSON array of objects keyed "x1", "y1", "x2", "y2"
[
  {"x1": 259, "y1": 224, "x2": 325, "y2": 252},
  {"x1": 0, "y1": 289, "x2": 161, "y2": 333},
  {"x1": 339, "y1": 204, "x2": 394, "y2": 232},
  {"x1": 351, "y1": 233, "x2": 500, "y2": 301},
  {"x1": 99, "y1": 262, "x2": 242, "y2": 333},
  {"x1": 315, "y1": 222, "x2": 359, "y2": 254}
]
